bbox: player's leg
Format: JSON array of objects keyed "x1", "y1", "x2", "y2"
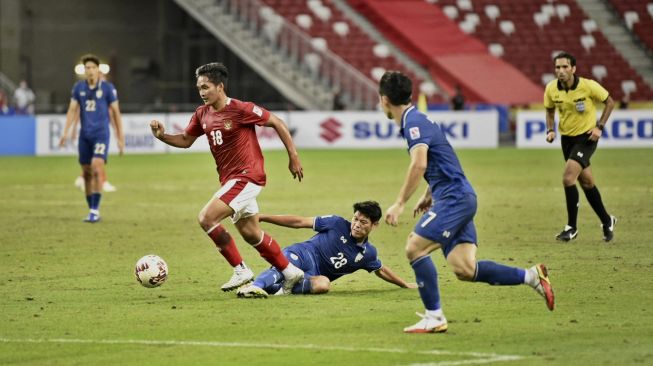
[
  {"x1": 234, "y1": 215, "x2": 304, "y2": 294},
  {"x1": 403, "y1": 232, "x2": 447, "y2": 333},
  {"x1": 557, "y1": 158, "x2": 583, "y2": 241},
  {"x1": 578, "y1": 167, "x2": 616, "y2": 242},
  {"x1": 199, "y1": 185, "x2": 251, "y2": 291},
  {"x1": 100, "y1": 166, "x2": 117, "y2": 192}
]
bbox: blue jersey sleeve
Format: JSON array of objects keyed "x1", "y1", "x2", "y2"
[
  {"x1": 71, "y1": 82, "x2": 81, "y2": 103},
  {"x1": 404, "y1": 114, "x2": 435, "y2": 151},
  {"x1": 104, "y1": 82, "x2": 118, "y2": 104},
  {"x1": 313, "y1": 215, "x2": 347, "y2": 232},
  {"x1": 362, "y1": 245, "x2": 382, "y2": 272}
]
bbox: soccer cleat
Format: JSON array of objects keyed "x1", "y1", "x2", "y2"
[
  {"x1": 280, "y1": 263, "x2": 304, "y2": 295},
  {"x1": 237, "y1": 284, "x2": 269, "y2": 299},
  {"x1": 555, "y1": 225, "x2": 578, "y2": 242},
  {"x1": 83, "y1": 211, "x2": 101, "y2": 223},
  {"x1": 403, "y1": 312, "x2": 448, "y2": 333},
  {"x1": 601, "y1": 216, "x2": 617, "y2": 242},
  {"x1": 221, "y1": 264, "x2": 254, "y2": 292},
  {"x1": 74, "y1": 176, "x2": 84, "y2": 191},
  {"x1": 530, "y1": 264, "x2": 555, "y2": 311},
  {"x1": 102, "y1": 181, "x2": 117, "y2": 192}
]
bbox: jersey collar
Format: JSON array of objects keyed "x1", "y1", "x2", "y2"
[
  {"x1": 401, "y1": 105, "x2": 415, "y2": 130},
  {"x1": 556, "y1": 75, "x2": 579, "y2": 91}
]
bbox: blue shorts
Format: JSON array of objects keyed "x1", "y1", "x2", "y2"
[
  {"x1": 78, "y1": 133, "x2": 110, "y2": 165},
  {"x1": 283, "y1": 245, "x2": 319, "y2": 277},
  {"x1": 414, "y1": 193, "x2": 478, "y2": 257}
]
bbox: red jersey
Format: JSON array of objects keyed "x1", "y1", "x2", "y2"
[{"x1": 185, "y1": 98, "x2": 271, "y2": 186}]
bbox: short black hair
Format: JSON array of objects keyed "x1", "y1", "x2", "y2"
[
  {"x1": 81, "y1": 54, "x2": 100, "y2": 66},
  {"x1": 353, "y1": 201, "x2": 382, "y2": 223},
  {"x1": 195, "y1": 62, "x2": 229, "y2": 88},
  {"x1": 553, "y1": 52, "x2": 576, "y2": 67},
  {"x1": 379, "y1": 71, "x2": 412, "y2": 106}
]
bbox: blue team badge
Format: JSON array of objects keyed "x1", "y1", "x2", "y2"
[
  {"x1": 354, "y1": 253, "x2": 363, "y2": 262},
  {"x1": 80, "y1": 91, "x2": 86, "y2": 96},
  {"x1": 96, "y1": 90, "x2": 103, "y2": 99}
]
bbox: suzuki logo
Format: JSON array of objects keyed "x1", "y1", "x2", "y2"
[{"x1": 320, "y1": 118, "x2": 343, "y2": 143}]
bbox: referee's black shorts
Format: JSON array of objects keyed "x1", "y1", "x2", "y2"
[{"x1": 561, "y1": 131, "x2": 597, "y2": 168}]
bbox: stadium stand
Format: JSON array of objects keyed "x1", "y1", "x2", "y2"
[
  {"x1": 260, "y1": 0, "x2": 445, "y2": 103},
  {"x1": 430, "y1": 0, "x2": 653, "y2": 101},
  {"x1": 348, "y1": 0, "x2": 543, "y2": 104},
  {"x1": 607, "y1": 0, "x2": 653, "y2": 53}
]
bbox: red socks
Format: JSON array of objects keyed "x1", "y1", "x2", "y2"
[
  {"x1": 254, "y1": 232, "x2": 289, "y2": 271},
  {"x1": 207, "y1": 224, "x2": 243, "y2": 267}
]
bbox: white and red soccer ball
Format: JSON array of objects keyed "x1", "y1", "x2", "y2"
[{"x1": 135, "y1": 255, "x2": 168, "y2": 288}]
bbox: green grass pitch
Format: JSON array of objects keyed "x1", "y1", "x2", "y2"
[{"x1": 1, "y1": 148, "x2": 652, "y2": 365}]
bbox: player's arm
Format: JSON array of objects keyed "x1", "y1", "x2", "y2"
[
  {"x1": 545, "y1": 108, "x2": 556, "y2": 143},
  {"x1": 109, "y1": 101, "x2": 125, "y2": 155},
  {"x1": 385, "y1": 145, "x2": 428, "y2": 226},
  {"x1": 413, "y1": 186, "x2": 433, "y2": 217},
  {"x1": 374, "y1": 265, "x2": 417, "y2": 288},
  {"x1": 59, "y1": 99, "x2": 80, "y2": 148},
  {"x1": 589, "y1": 96, "x2": 615, "y2": 142},
  {"x1": 150, "y1": 120, "x2": 198, "y2": 148},
  {"x1": 264, "y1": 113, "x2": 303, "y2": 181},
  {"x1": 258, "y1": 214, "x2": 314, "y2": 229}
]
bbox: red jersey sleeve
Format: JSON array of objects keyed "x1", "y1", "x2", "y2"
[
  {"x1": 239, "y1": 101, "x2": 271, "y2": 126},
  {"x1": 185, "y1": 107, "x2": 206, "y2": 137}
]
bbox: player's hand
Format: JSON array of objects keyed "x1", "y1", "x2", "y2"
[
  {"x1": 385, "y1": 202, "x2": 404, "y2": 226},
  {"x1": 405, "y1": 283, "x2": 418, "y2": 289},
  {"x1": 118, "y1": 138, "x2": 125, "y2": 155},
  {"x1": 545, "y1": 131, "x2": 556, "y2": 143},
  {"x1": 289, "y1": 155, "x2": 303, "y2": 182},
  {"x1": 58, "y1": 133, "x2": 70, "y2": 149},
  {"x1": 150, "y1": 120, "x2": 165, "y2": 139},
  {"x1": 413, "y1": 196, "x2": 433, "y2": 217},
  {"x1": 587, "y1": 127, "x2": 601, "y2": 142}
]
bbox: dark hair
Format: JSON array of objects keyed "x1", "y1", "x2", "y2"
[
  {"x1": 195, "y1": 62, "x2": 229, "y2": 88},
  {"x1": 379, "y1": 71, "x2": 412, "y2": 106},
  {"x1": 553, "y1": 52, "x2": 576, "y2": 67},
  {"x1": 353, "y1": 201, "x2": 382, "y2": 223},
  {"x1": 81, "y1": 54, "x2": 100, "y2": 66}
]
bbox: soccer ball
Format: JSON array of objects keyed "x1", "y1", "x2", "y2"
[{"x1": 135, "y1": 255, "x2": 168, "y2": 288}]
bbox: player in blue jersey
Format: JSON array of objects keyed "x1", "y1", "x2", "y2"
[
  {"x1": 379, "y1": 71, "x2": 555, "y2": 333},
  {"x1": 59, "y1": 54, "x2": 124, "y2": 223},
  {"x1": 236, "y1": 201, "x2": 416, "y2": 298}
]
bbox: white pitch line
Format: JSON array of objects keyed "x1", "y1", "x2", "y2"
[{"x1": 0, "y1": 337, "x2": 524, "y2": 365}]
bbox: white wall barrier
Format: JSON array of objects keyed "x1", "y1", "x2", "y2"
[
  {"x1": 516, "y1": 110, "x2": 653, "y2": 148},
  {"x1": 35, "y1": 110, "x2": 498, "y2": 156}
]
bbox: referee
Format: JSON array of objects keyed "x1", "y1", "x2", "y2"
[{"x1": 544, "y1": 52, "x2": 617, "y2": 242}]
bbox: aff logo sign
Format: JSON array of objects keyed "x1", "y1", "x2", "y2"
[{"x1": 320, "y1": 118, "x2": 343, "y2": 143}]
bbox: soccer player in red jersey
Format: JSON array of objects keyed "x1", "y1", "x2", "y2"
[{"x1": 150, "y1": 62, "x2": 304, "y2": 293}]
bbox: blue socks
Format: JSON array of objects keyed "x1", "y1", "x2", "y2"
[
  {"x1": 474, "y1": 260, "x2": 525, "y2": 285},
  {"x1": 411, "y1": 255, "x2": 441, "y2": 311},
  {"x1": 254, "y1": 268, "x2": 313, "y2": 294},
  {"x1": 90, "y1": 192, "x2": 102, "y2": 210}
]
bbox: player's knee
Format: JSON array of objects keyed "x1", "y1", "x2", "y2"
[
  {"x1": 197, "y1": 209, "x2": 214, "y2": 231},
  {"x1": 450, "y1": 258, "x2": 476, "y2": 281},
  {"x1": 310, "y1": 276, "x2": 330, "y2": 294},
  {"x1": 452, "y1": 265, "x2": 475, "y2": 281}
]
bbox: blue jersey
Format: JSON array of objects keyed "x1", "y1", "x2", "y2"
[
  {"x1": 401, "y1": 106, "x2": 475, "y2": 199},
  {"x1": 286, "y1": 215, "x2": 382, "y2": 281},
  {"x1": 71, "y1": 80, "x2": 118, "y2": 138}
]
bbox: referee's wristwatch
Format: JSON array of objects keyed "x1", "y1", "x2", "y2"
[
  {"x1": 546, "y1": 129, "x2": 555, "y2": 134},
  {"x1": 596, "y1": 124, "x2": 605, "y2": 131}
]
